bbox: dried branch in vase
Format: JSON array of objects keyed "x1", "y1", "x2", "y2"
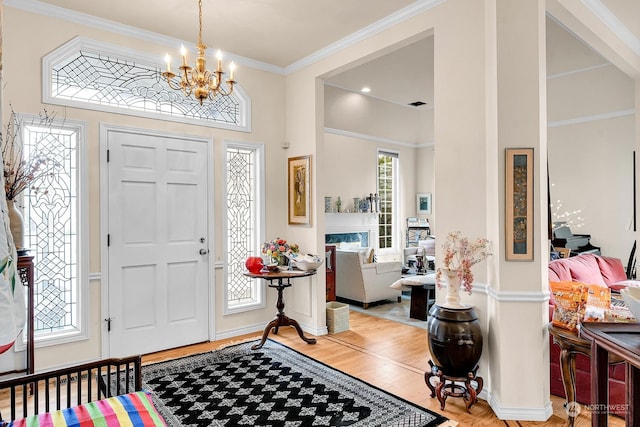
[{"x1": 1, "y1": 106, "x2": 64, "y2": 201}]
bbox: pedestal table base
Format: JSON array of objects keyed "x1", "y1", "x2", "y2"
[
  {"x1": 424, "y1": 360, "x2": 483, "y2": 413},
  {"x1": 247, "y1": 272, "x2": 318, "y2": 350}
]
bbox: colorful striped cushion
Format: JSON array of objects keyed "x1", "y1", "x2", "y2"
[{"x1": 2, "y1": 391, "x2": 166, "y2": 427}]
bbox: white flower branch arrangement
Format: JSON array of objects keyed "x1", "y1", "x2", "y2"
[{"x1": 1, "y1": 106, "x2": 64, "y2": 202}]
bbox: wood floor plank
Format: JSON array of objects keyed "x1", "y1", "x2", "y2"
[
  {"x1": 143, "y1": 310, "x2": 625, "y2": 426},
  {"x1": 1, "y1": 309, "x2": 624, "y2": 426}
]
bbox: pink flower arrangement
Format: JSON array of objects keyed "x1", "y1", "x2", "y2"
[
  {"x1": 261, "y1": 238, "x2": 299, "y2": 262},
  {"x1": 436, "y1": 231, "x2": 492, "y2": 294}
]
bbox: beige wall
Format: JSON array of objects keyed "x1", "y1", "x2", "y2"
[
  {"x1": 1, "y1": 6, "x2": 287, "y2": 369},
  {"x1": 1, "y1": 0, "x2": 638, "y2": 421}
]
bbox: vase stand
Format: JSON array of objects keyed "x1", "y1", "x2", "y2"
[{"x1": 424, "y1": 360, "x2": 483, "y2": 413}]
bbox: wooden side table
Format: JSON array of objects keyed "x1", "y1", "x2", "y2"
[
  {"x1": 580, "y1": 322, "x2": 640, "y2": 426},
  {"x1": 244, "y1": 270, "x2": 318, "y2": 350},
  {"x1": 393, "y1": 273, "x2": 436, "y2": 320},
  {"x1": 548, "y1": 323, "x2": 623, "y2": 427}
]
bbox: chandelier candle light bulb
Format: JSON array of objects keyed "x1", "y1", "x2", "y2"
[{"x1": 161, "y1": 0, "x2": 236, "y2": 105}]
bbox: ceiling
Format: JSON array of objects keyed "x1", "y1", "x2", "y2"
[{"x1": 15, "y1": 0, "x2": 640, "y2": 108}]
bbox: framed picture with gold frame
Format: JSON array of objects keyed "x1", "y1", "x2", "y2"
[
  {"x1": 505, "y1": 148, "x2": 534, "y2": 261},
  {"x1": 288, "y1": 155, "x2": 311, "y2": 225}
]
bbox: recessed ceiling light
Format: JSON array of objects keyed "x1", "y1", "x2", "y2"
[{"x1": 361, "y1": 87, "x2": 371, "y2": 93}]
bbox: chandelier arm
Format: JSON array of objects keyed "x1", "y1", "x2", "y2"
[
  {"x1": 162, "y1": 71, "x2": 185, "y2": 92},
  {"x1": 161, "y1": 0, "x2": 236, "y2": 103},
  {"x1": 166, "y1": 78, "x2": 183, "y2": 91},
  {"x1": 213, "y1": 82, "x2": 234, "y2": 97}
]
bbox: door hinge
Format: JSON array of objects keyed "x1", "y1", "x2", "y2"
[
  {"x1": 105, "y1": 317, "x2": 112, "y2": 332},
  {"x1": 106, "y1": 149, "x2": 110, "y2": 162},
  {"x1": 107, "y1": 234, "x2": 110, "y2": 246}
]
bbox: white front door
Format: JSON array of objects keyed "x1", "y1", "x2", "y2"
[{"x1": 105, "y1": 128, "x2": 210, "y2": 357}]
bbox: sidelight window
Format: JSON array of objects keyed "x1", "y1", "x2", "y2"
[
  {"x1": 19, "y1": 114, "x2": 88, "y2": 345},
  {"x1": 223, "y1": 142, "x2": 265, "y2": 312}
]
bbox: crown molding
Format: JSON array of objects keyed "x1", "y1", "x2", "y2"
[
  {"x1": 286, "y1": 0, "x2": 445, "y2": 74},
  {"x1": 546, "y1": 62, "x2": 611, "y2": 80},
  {"x1": 5, "y1": 0, "x2": 285, "y2": 75},
  {"x1": 548, "y1": 109, "x2": 635, "y2": 128},
  {"x1": 325, "y1": 127, "x2": 433, "y2": 148},
  {"x1": 582, "y1": 0, "x2": 640, "y2": 57},
  {"x1": 8, "y1": 0, "x2": 636, "y2": 78}
]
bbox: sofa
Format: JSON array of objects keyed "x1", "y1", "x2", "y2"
[
  {"x1": 335, "y1": 249, "x2": 402, "y2": 308},
  {"x1": 548, "y1": 253, "x2": 639, "y2": 413}
]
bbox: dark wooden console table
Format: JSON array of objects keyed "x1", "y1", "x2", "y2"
[
  {"x1": 548, "y1": 323, "x2": 624, "y2": 427},
  {"x1": 580, "y1": 322, "x2": 640, "y2": 426},
  {"x1": 0, "y1": 255, "x2": 34, "y2": 377},
  {"x1": 244, "y1": 270, "x2": 318, "y2": 350}
]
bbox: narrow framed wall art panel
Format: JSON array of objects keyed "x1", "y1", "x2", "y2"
[{"x1": 505, "y1": 148, "x2": 534, "y2": 261}]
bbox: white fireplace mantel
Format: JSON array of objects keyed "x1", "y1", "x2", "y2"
[{"x1": 325, "y1": 213, "x2": 378, "y2": 248}]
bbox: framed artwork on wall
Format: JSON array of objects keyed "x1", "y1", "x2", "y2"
[
  {"x1": 416, "y1": 193, "x2": 432, "y2": 215},
  {"x1": 288, "y1": 155, "x2": 311, "y2": 225},
  {"x1": 505, "y1": 148, "x2": 534, "y2": 261}
]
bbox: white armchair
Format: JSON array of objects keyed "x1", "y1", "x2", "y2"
[{"x1": 335, "y1": 249, "x2": 402, "y2": 308}]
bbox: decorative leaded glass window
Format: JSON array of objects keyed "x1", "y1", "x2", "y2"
[
  {"x1": 224, "y1": 142, "x2": 265, "y2": 312},
  {"x1": 20, "y1": 114, "x2": 88, "y2": 343},
  {"x1": 43, "y1": 37, "x2": 251, "y2": 132}
]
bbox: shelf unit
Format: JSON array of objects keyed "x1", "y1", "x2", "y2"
[{"x1": 406, "y1": 227, "x2": 430, "y2": 246}]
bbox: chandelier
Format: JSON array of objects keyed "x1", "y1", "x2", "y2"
[{"x1": 162, "y1": 0, "x2": 236, "y2": 105}]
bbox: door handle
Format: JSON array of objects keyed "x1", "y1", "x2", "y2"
[{"x1": 199, "y1": 249, "x2": 209, "y2": 255}]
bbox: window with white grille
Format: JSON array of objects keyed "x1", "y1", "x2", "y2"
[{"x1": 377, "y1": 150, "x2": 399, "y2": 251}]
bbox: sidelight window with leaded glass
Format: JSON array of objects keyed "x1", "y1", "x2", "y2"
[
  {"x1": 223, "y1": 142, "x2": 265, "y2": 312},
  {"x1": 20, "y1": 115, "x2": 88, "y2": 344}
]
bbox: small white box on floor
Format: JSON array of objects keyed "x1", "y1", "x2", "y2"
[{"x1": 326, "y1": 301, "x2": 349, "y2": 333}]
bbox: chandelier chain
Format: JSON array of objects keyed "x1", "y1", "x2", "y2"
[
  {"x1": 198, "y1": 0, "x2": 203, "y2": 46},
  {"x1": 161, "y1": 0, "x2": 236, "y2": 105}
]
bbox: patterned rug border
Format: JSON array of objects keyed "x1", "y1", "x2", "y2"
[{"x1": 140, "y1": 339, "x2": 449, "y2": 427}]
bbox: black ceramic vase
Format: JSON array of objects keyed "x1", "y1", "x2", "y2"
[{"x1": 427, "y1": 304, "x2": 483, "y2": 377}]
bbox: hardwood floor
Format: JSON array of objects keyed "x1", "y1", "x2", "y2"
[{"x1": 145, "y1": 310, "x2": 626, "y2": 427}]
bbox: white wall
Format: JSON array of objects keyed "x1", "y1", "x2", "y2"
[
  {"x1": 547, "y1": 63, "x2": 635, "y2": 260},
  {"x1": 323, "y1": 85, "x2": 436, "y2": 238}
]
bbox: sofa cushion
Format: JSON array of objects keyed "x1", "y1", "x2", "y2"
[
  {"x1": 548, "y1": 259, "x2": 573, "y2": 282},
  {"x1": 562, "y1": 254, "x2": 607, "y2": 287},
  {"x1": 596, "y1": 256, "x2": 628, "y2": 286}
]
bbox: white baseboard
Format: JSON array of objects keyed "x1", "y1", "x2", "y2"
[{"x1": 488, "y1": 392, "x2": 554, "y2": 421}]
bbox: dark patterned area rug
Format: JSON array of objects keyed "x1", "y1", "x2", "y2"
[{"x1": 141, "y1": 339, "x2": 448, "y2": 426}]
